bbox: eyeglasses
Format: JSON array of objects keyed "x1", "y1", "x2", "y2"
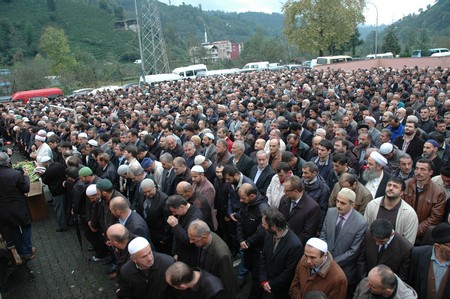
[{"x1": 284, "y1": 189, "x2": 295, "y2": 192}]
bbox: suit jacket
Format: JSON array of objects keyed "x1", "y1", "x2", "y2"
[
  {"x1": 394, "y1": 134, "x2": 425, "y2": 161},
  {"x1": 229, "y1": 154, "x2": 255, "y2": 177},
  {"x1": 124, "y1": 211, "x2": 152, "y2": 244},
  {"x1": 248, "y1": 165, "x2": 276, "y2": 196},
  {"x1": 117, "y1": 252, "x2": 175, "y2": 299},
  {"x1": 300, "y1": 127, "x2": 313, "y2": 147},
  {"x1": 320, "y1": 208, "x2": 368, "y2": 285},
  {"x1": 161, "y1": 168, "x2": 176, "y2": 196},
  {"x1": 260, "y1": 229, "x2": 303, "y2": 299},
  {"x1": 99, "y1": 162, "x2": 118, "y2": 189},
  {"x1": 171, "y1": 204, "x2": 205, "y2": 267},
  {"x1": 136, "y1": 189, "x2": 169, "y2": 245},
  {"x1": 360, "y1": 170, "x2": 391, "y2": 199},
  {"x1": 278, "y1": 193, "x2": 321, "y2": 245},
  {"x1": 409, "y1": 246, "x2": 450, "y2": 299},
  {"x1": 203, "y1": 144, "x2": 217, "y2": 164},
  {"x1": 201, "y1": 233, "x2": 237, "y2": 299},
  {"x1": 358, "y1": 231, "x2": 412, "y2": 282}
]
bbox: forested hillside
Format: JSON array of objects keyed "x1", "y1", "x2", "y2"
[{"x1": 0, "y1": 0, "x2": 285, "y2": 66}]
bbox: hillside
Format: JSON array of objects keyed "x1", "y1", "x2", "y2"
[
  {"x1": 0, "y1": 0, "x2": 137, "y2": 64},
  {"x1": 0, "y1": 0, "x2": 285, "y2": 66},
  {"x1": 391, "y1": 0, "x2": 450, "y2": 49}
]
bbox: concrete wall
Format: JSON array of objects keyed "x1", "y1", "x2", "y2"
[{"x1": 314, "y1": 57, "x2": 450, "y2": 71}]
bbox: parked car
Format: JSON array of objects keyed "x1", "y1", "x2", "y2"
[
  {"x1": 68, "y1": 88, "x2": 94, "y2": 97},
  {"x1": 0, "y1": 68, "x2": 11, "y2": 75}
]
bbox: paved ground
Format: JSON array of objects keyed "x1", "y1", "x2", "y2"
[
  {"x1": 1, "y1": 150, "x2": 251, "y2": 298},
  {"x1": 2, "y1": 193, "x2": 118, "y2": 299}
]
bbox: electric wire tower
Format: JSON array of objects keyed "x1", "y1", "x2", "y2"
[{"x1": 138, "y1": 0, "x2": 170, "y2": 77}]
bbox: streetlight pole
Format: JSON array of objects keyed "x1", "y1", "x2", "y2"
[{"x1": 367, "y1": 1, "x2": 378, "y2": 57}]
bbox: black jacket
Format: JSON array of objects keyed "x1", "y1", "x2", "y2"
[
  {"x1": 409, "y1": 245, "x2": 450, "y2": 299},
  {"x1": 278, "y1": 193, "x2": 321, "y2": 245},
  {"x1": 136, "y1": 189, "x2": 170, "y2": 244},
  {"x1": 117, "y1": 252, "x2": 175, "y2": 299},
  {"x1": 0, "y1": 166, "x2": 32, "y2": 227},
  {"x1": 184, "y1": 269, "x2": 226, "y2": 299},
  {"x1": 237, "y1": 194, "x2": 269, "y2": 249},
  {"x1": 124, "y1": 211, "x2": 151, "y2": 244},
  {"x1": 41, "y1": 161, "x2": 66, "y2": 196},
  {"x1": 229, "y1": 154, "x2": 255, "y2": 178},
  {"x1": 172, "y1": 204, "x2": 205, "y2": 267},
  {"x1": 303, "y1": 175, "x2": 330, "y2": 229},
  {"x1": 248, "y1": 165, "x2": 276, "y2": 196},
  {"x1": 260, "y1": 230, "x2": 303, "y2": 299},
  {"x1": 394, "y1": 134, "x2": 425, "y2": 161}
]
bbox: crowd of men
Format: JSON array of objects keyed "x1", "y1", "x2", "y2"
[{"x1": 1, "y1": 64, "x2": 450, "y2": 299}]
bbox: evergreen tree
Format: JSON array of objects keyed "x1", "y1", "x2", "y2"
[{"x1": 381, "y1": 25, "x2": 401, "y2": 55}]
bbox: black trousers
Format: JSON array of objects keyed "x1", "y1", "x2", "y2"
[{"x1": 243, "y1": 247, "x2": 263, "y2": 299}]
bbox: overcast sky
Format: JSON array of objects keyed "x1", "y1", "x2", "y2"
[{"x1": 161, "y1": 0, "x2": 436, "y2": 26}]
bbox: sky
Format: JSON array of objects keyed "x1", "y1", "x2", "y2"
[{"x1": 161, "y1": 0, "x2": 436, "y2": 26}]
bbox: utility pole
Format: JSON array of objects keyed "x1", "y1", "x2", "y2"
[
  {"x1": 367, "y1": 1, "x2": 378, "y2": 57},
  {"x1": 140, "y1": 0, "x2": 170, "y2": 75}
]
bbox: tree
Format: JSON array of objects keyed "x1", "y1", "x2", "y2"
[
  {"x1": 283, "y1": 0, "x2": 365, "y2": 56},
  {"x1": 39, "y1": 26, "x2": 77, "y2": 74},
  {"x1": 114, "y1": 6, "x2": 124, "y2": 20},
  {"x1": 381, "y1": 25, "x2": 401, "y2": 55},
  {"x1": 342, "y1": 27, "x2": 364, "y2": 56},
  {"x1": 14, "y1": 55, "x2": 50, "y2": 91},
  {"x1": 47, "y1": 0, "x2": 56, "y2": 12}
]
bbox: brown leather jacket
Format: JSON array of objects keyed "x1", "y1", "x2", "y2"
[{"x1": 403, "y1": 178, "x2": 446, "y2": 238}]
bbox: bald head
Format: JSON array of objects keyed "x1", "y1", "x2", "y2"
[
  {"x1": 110, "y1": 196, "x2": 129, "y2": 212},
  {"x1": 106, "y1": 224, "x2": 131, "y2": 250},
  {"x1": 176, "y1": 181, "x2": 194, "y2": 199}
]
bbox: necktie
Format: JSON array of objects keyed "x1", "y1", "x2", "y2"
[
  {"x1": 377, "y1": 244, "x2": 386, "y2": 262},
  {"x1": 360, "y1": 149, "x2": 366, "y2": 163},
  {"x1": 290, "y1": 201, "x2": 297, "y2": 214},
  {"x1": 335, "y1": 215, "x2": 344, "y2": 241},
  {"x1": 143, "y1": 197, "x2": 152, "y2": 219},
  {"x1": 199, "y1": 248, "x2": 207, "y2": 268}
]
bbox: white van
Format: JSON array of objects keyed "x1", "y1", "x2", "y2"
[
  {"x1": 412, "y1": 48, "x2": 450, "y2": 58},
  {"x1": 366, "y1": 52, "x2": 394, "y2": 59},
  {"x1": 172, "y1": 64, "x2": 207, "y2": 79},
  {"x1": 431, "y1": 51, "x2": 450, "y2": 57},
  {"x1": 241, "y1": 61, "x2": 269, "y2": 72},
  {"x1": 316, "y1": 55, "x2": 353, "y2": 65},
  {"x1": 140, "y1": 73, "x2": 183, "y2": 85}
]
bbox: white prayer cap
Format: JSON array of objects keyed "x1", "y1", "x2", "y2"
[
  {"x1": 194, "y1": 155, "x2": 206, "y2": 165},
  {"x1": 379, "y1": 143, "x2": 393, "y2": 155},
  {"x1": 191, "y1": 165, "x2": 204, "y2": 173},
  {"x1": 369, "y1": 151, "x2": 387, "y2": 166},
  {"x1": 128, "y1": 237, "x2": 149, "y2": 255},
  {"x1": 87, "y1": 140, "x2": 98, "y2": 147},
  {"x1": 86, "y1": 184, "x2": 97, "y2": 196},
  {"x1": 204, "y1": 132, "x2": 215, "y2": 140},
  {"x1": 306, "y1": 237, "x2": 328, "y2": 253},
  {"x1": 78, "y1": 132, "x2": 88, "y2": 139}
]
